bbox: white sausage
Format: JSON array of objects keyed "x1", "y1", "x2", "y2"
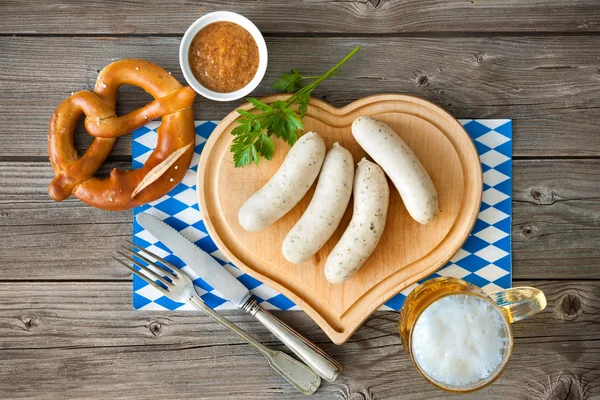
[
  {"x1": 282, "y1": 143, "x2": 354, "y2": 264},
  {"x1": 238, "y1": 131, "x2": 326, "y2": 232},
  {"x1": 352, "y1": 116, "x2": 439, "y2": 224},
  {"x1": 325, "y1": 158, "x2": 389, "y2": 284}
]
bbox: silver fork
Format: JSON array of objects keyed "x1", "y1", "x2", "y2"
[{"x1": 114, "y1": 242, "x2": 321, "y2": 395}]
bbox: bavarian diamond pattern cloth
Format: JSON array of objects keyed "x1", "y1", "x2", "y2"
[{"x1": 132, "y1": 119, "x2": 512, "y2": 311}]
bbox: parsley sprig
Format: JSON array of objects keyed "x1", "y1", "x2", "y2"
[{"x1": 231, "y1": 46, "x2": 360, "y2": 167}]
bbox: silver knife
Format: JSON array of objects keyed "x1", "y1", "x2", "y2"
[{"x1": 136, "y1": 212, "x2": 342, "y2": 382}]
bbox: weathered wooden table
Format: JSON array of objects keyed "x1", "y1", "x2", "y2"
[{"x1": 1, "y1": 1, "x2": 599, "y2": 399}]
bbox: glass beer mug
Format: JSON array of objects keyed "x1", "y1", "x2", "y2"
[{"x1": 399, "y1": 277, "x2": 547, "y2": 392}]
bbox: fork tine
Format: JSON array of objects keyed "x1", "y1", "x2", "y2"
[
  {"x1": 116, "y1": 251, "x2": 173, "y2": 287},
  {"x1": 126, "y1": 239, "x2": 182, "y2": 274},
  {"x1": 120, "y1": 245, "x2": 176, "y2": 279},
  {"x1": 113, "y1": 256, "x2": 170, "y2": 296}
]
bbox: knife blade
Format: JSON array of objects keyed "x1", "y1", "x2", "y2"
[{"x1": 136, "y1": 212, "x2": 251, "y2": 307}]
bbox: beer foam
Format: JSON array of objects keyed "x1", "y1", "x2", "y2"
[{"x1": 411, "y1": 294, "x2": 510, "y2": 389}]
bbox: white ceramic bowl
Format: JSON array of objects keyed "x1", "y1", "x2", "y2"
[{"x1": 179, "y1": 11, "x2": 268, "y2": 102}]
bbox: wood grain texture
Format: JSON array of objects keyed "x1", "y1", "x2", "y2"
[
  {"x1": 1, "y1": 159, "x2": 598, "y2": 281},
  {"x1": 0, "y1": 280, "x2": 597, "y2": 399},
  {"x1": 2, "y1": 36, "x2": 600, "y2": 158},
  {"x1": 2, "y1": 1, "x2": 600, "y2": 396},
  {"x1": 513, "y1": 159, "x2": 600, "y2": 280},
  {"x1": 1, "y1": 0, "x2": 599, "y2": 34},
  {"x1": 198, "y1": 94, "x2": 482, "y2": 344}
]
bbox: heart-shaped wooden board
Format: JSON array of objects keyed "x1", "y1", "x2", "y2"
[{"x1": 197, "y1": 94, "x2": 482, "y2": 344}]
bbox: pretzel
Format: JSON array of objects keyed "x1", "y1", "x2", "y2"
[{"x1": 48, "y1": 59, "x2": 196, "y2": 210}]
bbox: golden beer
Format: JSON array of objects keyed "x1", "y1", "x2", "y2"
[{"x1": 399, "y1": 277, "x2": 546, "y2": 392}]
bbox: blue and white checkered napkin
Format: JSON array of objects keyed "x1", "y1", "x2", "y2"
[{"x1": 132, "y1": 119, "x2": 512, "y2": 311}]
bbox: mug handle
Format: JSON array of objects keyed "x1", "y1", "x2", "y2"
[{"x1": 487, "y1": 287, "x2": 547, "y2": 323}]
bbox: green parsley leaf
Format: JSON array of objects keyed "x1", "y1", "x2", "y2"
[
  {"x1": 293, "y1": 91, "x2": 311, "y2": 119},
  {"x1": 272, "y1": 68, "x2": 303, "y2": 93},
  {"x1": 233, "y1": 143, "x2": 255, "y2": 168},
  {"x1": 246, "y1": 98, "x2": 272, "y2": 112},
  {"x1": 255, "y1": 133, "x2": 275, "y2": 160}
]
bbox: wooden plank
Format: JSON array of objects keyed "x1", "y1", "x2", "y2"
[
  {"x1": 1, "y1": 0, "x2": 599, "y2": 34},
  {"x1": 1, "y1": 280, "x2": 597, "y2": 347},
  {"x1": 3, "y1": 341, "x2": 596, "y2": 400},
  {"x1": 513, "y1": 159, "x2": 600, "y2": 280},
  {"x1": 1, "y1": 36, "x2": 600, "y2": 158},
  {"x1": 0, "y1": 280, "x2": 597, "y2": 399},
  {"x1": 0, "y1": 160, "x2": 598, "y2": 281}
]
